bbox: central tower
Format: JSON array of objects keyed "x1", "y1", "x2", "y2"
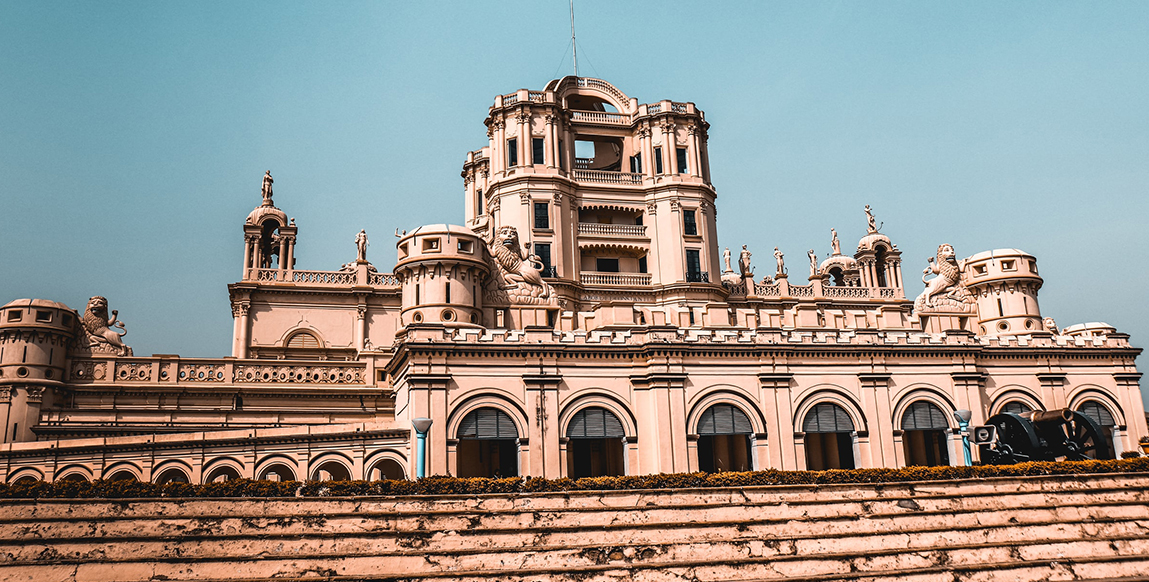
[{"x1": 461, "y1": 77, "x2": 721, "y2": 324}]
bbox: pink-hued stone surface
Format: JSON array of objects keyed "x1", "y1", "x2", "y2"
[{"x1": 1, "y1": 473, "x2": 1148, "y2": 581}]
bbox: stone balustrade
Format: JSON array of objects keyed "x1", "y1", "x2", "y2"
[
  {"x1": 580, "y1": 272, "x2": 653, "y2": 287},
  {"x1": 245, "y1": 268, "x2": 399, "y2": 289},
  {"x1": 570, "y1": 110, "x2": 630, "y2": 125},
  {"x1": 573, "y1": 169, "x2": 644, "y2": 185},
  {"x1": 69, "y1": 357, "x2": 369, "y2": 386},
  {"x1": 577, "y1": 223, "x2": 647, "y2": 237}
]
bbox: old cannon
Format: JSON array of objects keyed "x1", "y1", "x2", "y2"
[{"x1": 973, "y1": 408, "x2": 1114, "y2": 465}]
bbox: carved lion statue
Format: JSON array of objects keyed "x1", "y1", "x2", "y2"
[
  {"x1": 80, "y1": 296, "x2": 132, "y2": 356},
  {"x1": 914, "y1": 244, "x2": 974, "y2": 312},
  {"x1": 484, "y1": 226, "x2": 555, "y2": 306}
]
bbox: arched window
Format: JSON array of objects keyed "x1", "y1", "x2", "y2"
[
  {"x1": 802, "y1": 403, "x2": 856, "y2": 470},
  {"x1": 155, "y1": 468, "x2": 190, "y2": 484},
  {"x1": 1000, "y1": 401, "x2": 1033, "y2": 415},
  {"x1": 1077, "y1": 401, "x2": 1117, "y2": 453},
  {"x1": 566, "y1": 407, "x2": 626, "y2": 478},
  {"x1": 286, "y1": 331, "x2": 321, "y2": 349},
  {"x1": 900, "y1": 402, "x2": 950, "y2": 467},
  {"x1": 456, "y1": 408, "x2": 519, "y2": 478},
  {"x1": 697, "y1": 404, "x2": 754, "y2": 473},
  {"x1": 59, "y1": 473, "x2": 90, "y2": 482}
]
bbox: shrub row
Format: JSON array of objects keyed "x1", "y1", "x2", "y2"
[{"x1": 2, "y1": 457, "x2": 1148, "y2": 499}]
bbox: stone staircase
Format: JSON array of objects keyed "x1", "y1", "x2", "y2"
[{"x1": 2, "y1": 473, "x2": 1149, "y2": 581}]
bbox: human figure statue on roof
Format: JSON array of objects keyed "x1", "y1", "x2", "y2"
[
  {"x1": 774, "y1": 247, "x2": 785, "y2": 276},
  {"x1": 262, "y1": 170, "x2": 274, "y2": 204},
  {"x1": 739, "y1": 245, "x2": 753, "y2": 277},
  {"x1": 723, "y1": 247, "x2": 733, "y2": 273},
  {"x1": 808, "y1": 249, "x2": 819, "y2": 278},
  {"x1": 355, "y1": 229, "x2": 369, "y2": 262},
  {"x1": 865, "y1": 204, "x2": 882, "y2": 234},
  {"x1": 830, "y1": 228, "x2": 841, "y2": 255}
]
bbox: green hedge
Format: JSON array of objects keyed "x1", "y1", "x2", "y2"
[{"x1": 2, "y1": 457, "x2": 1148, "y2": 499}]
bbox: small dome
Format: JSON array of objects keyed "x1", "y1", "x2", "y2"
[
  {"x1": 2, "y1": 298, "x2": 73, "y2": 311},
  {"x1": 857, "y1": 232, "x2": 894, "y2": 253},
  {"x1": 820, "y1": 254, "x2": 858, "y2": 273},
  {"x1": 246, "y1": 203, "x2": 288, "y2": 226}
]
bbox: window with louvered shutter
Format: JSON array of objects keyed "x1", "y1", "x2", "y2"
[
  {"x1": 457, "y1": 408, "x2": 518, "y2": 439},
  {"x1": 566, "y1": 407, "x2": 625, "y2": 439},
  {"x1": 698, "y1": 404, "x2": 753, "y2": 435},
  {"x1": 900, "y1": 402, "x2": 949, "y2": 431},
  {"x1": 286, "y1": 332, "x2": 320, "y2": 349},
  {"x1": 1001, "y1": 401, "x2": 1033, "y2": 416},
  {"x1": 802, "y1": 403, "x2": 855, "y2": 433},
  {"x1": 1077, "y1": 401, "x2": 1116, "y2": 427}
]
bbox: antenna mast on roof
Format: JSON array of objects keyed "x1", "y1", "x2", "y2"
[{"x1": 569, "y1": 0, "x2": 578, "y2": 78}]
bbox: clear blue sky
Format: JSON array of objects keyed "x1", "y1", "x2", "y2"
[{"x1": 2, "y1": 2, "x2": 1147, "y2": 407}]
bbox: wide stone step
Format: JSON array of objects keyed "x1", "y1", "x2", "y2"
[
  {"x1": 2, "y1": 505, "x2": 1146, "y2": 565},
  {"x1": 3, "y1": 488, "x2": 1145, "y2": 541},
  {"x1": 3, "y1": 536, "x2": 1148, "y2": 582}
]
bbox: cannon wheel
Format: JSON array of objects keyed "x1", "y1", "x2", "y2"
[
  {"x1": 1062, "y1": 410, "x2": 1114, "y2": 461},
  {"x1": 982, "y1": 413, "x2": 1042, "y2": 464}
]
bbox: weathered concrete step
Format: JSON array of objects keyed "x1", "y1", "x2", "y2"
[
  {"x1": 3, "y1": 492, "x2": 1145, "y2": 541},
  {"x1": 3, "y1": 510, "x2": 1146, "y2": 564},
  {"x1": 3, "y1": 532, "x2": 1148, "y2": 582},
  {"x1": 3, "y1": 473, "x2": 1147, "y2": 523}
]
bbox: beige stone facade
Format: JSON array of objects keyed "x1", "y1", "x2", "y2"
[{"x1": 0, "y1": 77, "x2": 1142, "y2": 483}]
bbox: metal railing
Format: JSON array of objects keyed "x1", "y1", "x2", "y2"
[{"x1": 686, "y1": 272, "x2": 710, "y2": 283}]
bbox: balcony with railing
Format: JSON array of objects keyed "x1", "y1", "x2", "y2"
[
  {"x1": 570, "y1": 110, "x2": 631, "y2": 125},
  {"x1": 580, "y1": 272, "x2": 652, "y2": 286},
  {"x1": 577, "y1": 223, "x2": 648, "y2": 238}
]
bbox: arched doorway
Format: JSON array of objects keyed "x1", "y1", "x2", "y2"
[
  {"x1": 258, "y1": 463, "x2": 296, "y2": 482},
  {"x1": 697, "y1": 404, "x2": 754, "y2": 473},
  {"x1": 803, "y1": 403, "x2": 856, "y2": 470},
  {"x1": 204, "y1": 466, "x2": 240, "y2": 483},
  {"x1": 900, "y1": 401, "x2": 950, "y2": 466},
  {"x1": 368, "y1": 459, "x2": 406, "y2": 481},
  {"x1": 456, "y1": 408, "x2": 519, "y2": 478},
  {"x1": 1076, "y1": 400, "x2": 1117, "y2": 453},
  {"x1": 311, "y1": 461, "x2": 352, "y2": 481},
  {"x1": 155, "y1": 468, "x2": 190, "y2": 484},
  {"x1": 566, "y1": 407, "x2": 626, "y2": 478}
]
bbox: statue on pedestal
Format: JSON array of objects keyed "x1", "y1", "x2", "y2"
[
  {"x1": 355, "y1": 229, "x2": 369, "y2": 262},
  {"x1": 915, "y1": 243, "x2": 975, "y2": 313},
  {"x1": 865, "y1": 204, "x2": 881, "y2": 234},
  {"x1": 830, "y1": 229, "x2": 841, "y2": 255},
  {"x1": 774, "y1": 247, "x2": 786, "y2": 276},
  {"x1": 77, "y1": 296, "x2": 132, "y2": 357},
  {"x1": 808, "y1": 249, "x2": 819, "y2": 278},
  {"x1": 738, "y1": 245, "x2": 753, "y2": 278},
  {"x1": 261, "y1": 171, "x2": 274, "y2": 205},
  {"x1": 723, "y1": 247, "x2": 733, "y2": 273}
]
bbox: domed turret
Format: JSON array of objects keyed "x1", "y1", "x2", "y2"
[
  {"x1": 395, "y1": 225, "x2": 489, "y2": 327},
  {"x1": 0, "y1": 299, "x2": 76, "y2": 442},
  {"x1": 962, "y1": 249, "x2": 1044, "y2": 335},
  {"x1": 241, "y1": 171, "x2": 297, "y2": 278},
  {"x1": 853, "y1": 206, "x2": 903, "y2": 290}
]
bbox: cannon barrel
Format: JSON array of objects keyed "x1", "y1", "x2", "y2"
[{"x1": 1023, "y1": 409, "x2": 1073, "y2": 424}]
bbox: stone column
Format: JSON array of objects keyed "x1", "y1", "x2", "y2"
[
  {"x1": 403, "y1": 374, "x2": 451, "y2": 477},
  {"x1": 356, "y1": 304, "x2": 368, "y2": 350},
  {"x1": 689, "y1": 126, "x2": 702, "y2": 177},
  {"x1": 640, "y1": 126, "x2": 654, "y2": 178},
  {"x1": 278, "y1": 236, "x2": 288, "y2": 270},
  {"x1": 518, "y1": 112, "x2": 530, "y2": 168},
  {"x1": 494, "y1": 119, "x2": 506, "y2": 174},
  {"x1": 662, "y1": 122, "x2": 675, "y2": 174},
  {"x1": 858, "y1": 373, "x2": 893, "y2": 468},
  {"x1": 285, "y1": 236, "x2": 295, "y2": 273},
  {"x1": 523, "y1": 374, "x2": 562, "y2": 478},
  {"x1": 632, "y1": 372, "x2": 689, "y2": 475},
  {"x1": 544, "y1": 114, "x2": 556, "y2": 168},
  {"x1": 951, "y1": 371, "x2": 987, "y2": 463},
  {"x1": 232, "y1": 302, "x2": 250, "y2": 359},
  {"x1": 242, "y1": 236, "x2": 253, "y2": 275}
]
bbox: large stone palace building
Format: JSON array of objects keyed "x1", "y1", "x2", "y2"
[{"x1": 0, "y1": 77, "x2": 1143, "y2": 484}]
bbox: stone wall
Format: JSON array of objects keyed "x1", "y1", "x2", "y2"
[{"x1": 2, "y1": 472, "x2": 1148, "y2": 581}]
